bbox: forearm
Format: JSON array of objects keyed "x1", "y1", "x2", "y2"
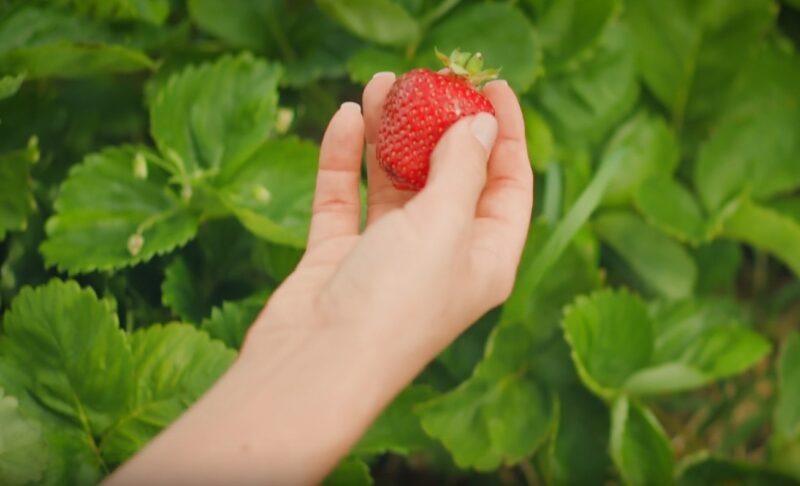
[{"x1": 104, "y1": 315, "x2": 426, "y2": 486}]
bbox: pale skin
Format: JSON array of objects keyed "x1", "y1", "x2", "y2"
[{"x1": 105, "y1": 73, "x2": 533, "y2": 485}]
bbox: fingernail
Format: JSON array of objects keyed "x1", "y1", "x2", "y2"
[
  {"x1": 485, "y1": 79, "x2": 508, "y2": 89},
  {"x1": 371, "y1": 71, "x2": 395, "y2": 80},
  {"x1": 470, "y1": 113, "x2": 497, "y2": 153},
  {"x1": 340, "y1": 101, "x2": 361, "y2": 112}
]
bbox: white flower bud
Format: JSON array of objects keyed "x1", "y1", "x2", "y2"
[
  {"x1": 127, "y1": 233, "x2": 144, "y2": 256},
  {"x1": 133, "y1": 152, "x2": 148, "y2": 179}
]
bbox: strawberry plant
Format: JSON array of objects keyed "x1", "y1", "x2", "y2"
[{"x1": 1, "y1": 0, "x2": 800, "y2": 484}]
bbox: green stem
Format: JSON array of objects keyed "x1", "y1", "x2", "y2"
[
  {"x1": 672, "y1": 31, "x2": 703, "y2": 132},
  {"x1": 542, "y1": 162, "x2": 562, "y2": 223},
  {"x1": 264, "y1": 13, "x2": 297, "y2": 62},
  {"x1": 125, "y1": 310, "x2": 134, "y2": 334},
  {"x1": 501, "y1": 149, "x2": 626, "y2": 325},
  {"x1": 420, "y1": 0, "x2": 461, "y2": 27},
  {"x1": 404, "y1": 38, "x2": 421, "y2": 61},
  {"x1": 752, "y1": 249, "x2": 768, "y2": 295}
]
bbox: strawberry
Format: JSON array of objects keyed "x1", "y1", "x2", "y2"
[{"x1": 376, "y1": 49, "x2": 498, "y2": 191}]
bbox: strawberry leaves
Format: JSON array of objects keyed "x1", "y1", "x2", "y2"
[
  {"x1": 41, "y1": 146, "x2": 201, "y2": 274},
  {"x1": 42, "y1": 54, "x2": 318, "y2": 274},
  {"x1": 0, "y1": 280, "x2": 236, "y2": 482}
]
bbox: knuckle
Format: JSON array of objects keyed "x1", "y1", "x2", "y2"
[{"x1": 313, "y1": 196, "x2": 358, "y2": 215}]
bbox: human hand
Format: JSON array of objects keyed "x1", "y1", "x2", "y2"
[{"x1": 244, "y1": 73, "x2": 533, "y2": 378}]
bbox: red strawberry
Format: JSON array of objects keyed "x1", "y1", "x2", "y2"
[{"x1": 376, "y1": 49, "x2": 498, "y2": 191}]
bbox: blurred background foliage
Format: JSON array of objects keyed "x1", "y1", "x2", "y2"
[{"x1": 1, "y1": 0, "x2": 800, "y2": 484}]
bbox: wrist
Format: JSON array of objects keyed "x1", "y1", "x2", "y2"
[{"x1": 232, "y1": 317, "x2": 402, "y2": 476}]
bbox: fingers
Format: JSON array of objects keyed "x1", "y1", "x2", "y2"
[
  {"x1": 407, "y1": 113, "x2": 497, "y2": 228},
  {"x1": 306, "y1": 102, "x2": 365, "y2": 250},
  {"x1": 471, "y1": 80, "x2": 534, "y2": 292},
  {"x1": 362, "y1": 72, "x2": 414, "y2": 225}
]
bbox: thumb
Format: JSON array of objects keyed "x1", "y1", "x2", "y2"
[{"x1": 422, "y1": 113, "x2": 497, "y2": 217}]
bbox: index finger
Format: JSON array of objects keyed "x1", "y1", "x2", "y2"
[{"x1": 362, "y1": 73, "x2": 414, "y2": 225}]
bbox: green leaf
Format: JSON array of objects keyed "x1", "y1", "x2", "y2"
[
  {"x1": 776, "y1": 332, "x2": 800, "y2": 439},
  {"x1": 0, "y1": 73, "x2": 24, "y2": 101},
  {"x1": 218, "y1": 138, "x2": 319, "y2": 247},
  {"x1": 316, "y1": 0, "x2": 419, "y2": 47},
  {"x1": 522, "y1": 105, "x2": 555, "y2": 172},
  {"x1": 189, "y1": 0, "x2": 359, "y2": 87},
  {"x1": 0, "y1": 279, "x2": 134, "y2": 441},
  {"x1": 635, "y1": 176, "x2": 708, "y2": 244},
  {"x1": 594, "y1": 211, "x2": 697, "y2": 299},
  {"x1": 418, "y1": 324, "x2": 554, "y2": 471},
  {"x1": 678, "y1": 453, "x2": 798, "y2": 486},
  {"x1": 323, "y1": 456, "x2": 373, "y2": 486},
  {"x1": 39, "y1": 427, "x2": 102, "y2": 486},
  {"x1": 625, "y1": 335, "x2": 769, "y2": 394},
  {"x1": 695, "y1": 45, "x2": 800, "y2": 212},
  {"x1": 418, "y1": 3, "x2": 541, "y2": 92},
  {"x1": 622, "y1": 299, "x2": 769, "y2": 395},
  {"x1": 436, "y1": 309, "x2": 500, "y2": 384},
  {"x1": 0, "y1": 139, "x2": 38, "y2": 241},
  {"x1": 625, "y1": 0, "x2": 775, "y2": 126},
  {"x1": 601, "y1": 112, "x2": 680, "y2": 208},
  {"x1": 160, "y1": 219, "x2": 271, "y2": 324},
  {"x1": 770, "y1": 197, "x2": 800, "y2": 224},
  {"x1": 41, "y1": 146, "x2": 200, "y2": 274},
  {"x1": 251, "y1": 241, "x2": 304, "y2": 283},
  {"x1": 561, "y1": 289, "x2": 653, "y2": 400},
  {"x1": 161, "y1": 257, "x2": 206, "y2": 324},
  {"x1": 610, "y1": 397, "x2": 674, "y2": 486},
  {"x1": 56, "y1": 0, "x2": 170, "y2": 24},
  {"x1": 721, "y1": 197, "x2": 800, "y2": 277},
  {"x1": 691, "y1": 240, "x2": 742, "y2": 294},
  {"x1": 346, "y1": 46, "x2": 411, "y2": 84},
  {"x1": 150, "y1": 53, "x2": 281, "y2": 178},
  {"x1": 0, "y1": 7, "x2": 156, "y2": 78},
  {"x1": 533, "y1": 23, "x2": 638, "y2": 146},
  {"x1": 187, "y1": 0, "x2": 274, "y2": 50},
  {"x1": 201, "y1": 296, "x2": 266, "y2": 350},
  {"x1": 649, "y1": 299, "x2": 743, "y2": 362},
  {"x1": 0, "y1": 7, "x2": 105, "y2": 51},
  {"x1": 354, "y1": 385, "x2": 437, "y2": 456},
  {"x1": 0, "y1": 388, "x2": 48, "y2": 486},
  {"x1": 540, "y1": 387, "x2": 611, "y2": 485},
  {"x1": 100, "y1": 323, "x2": 236, "y2": 465},
  {"x1": 532, "y1": 0, "x2": 620, "y2": 71},
  {"x1": 1, "y1": 43, "x2": 155, "y2": 79}
]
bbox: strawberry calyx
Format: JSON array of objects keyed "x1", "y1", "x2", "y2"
[{"x1": 435, "y1": 48, "x2": 500, "y2": 86}]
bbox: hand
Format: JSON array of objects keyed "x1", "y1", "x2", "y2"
[
  {"x1": 245, "y1": 72, "x2": 533, "y2": 376},
  {"x1": 105, "y1": 74, "x2": 532, "y2": 486}
]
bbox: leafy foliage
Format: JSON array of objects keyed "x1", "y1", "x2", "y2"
[
  {"x1": 610, "y1": 396, "x2": 674, "y2": 485},
  {"x1": 1, "y1": 0, "x2": 799, "y2": 484},
  {"x1": 0, "y1": 139, "x2": 38, "y2": 241},
  {"x1": 0, "y1": 387, "x2": 47, "y2": 486},
  {"x1": 0, "y1": 280, "x2": 235, "y2": 482}
]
